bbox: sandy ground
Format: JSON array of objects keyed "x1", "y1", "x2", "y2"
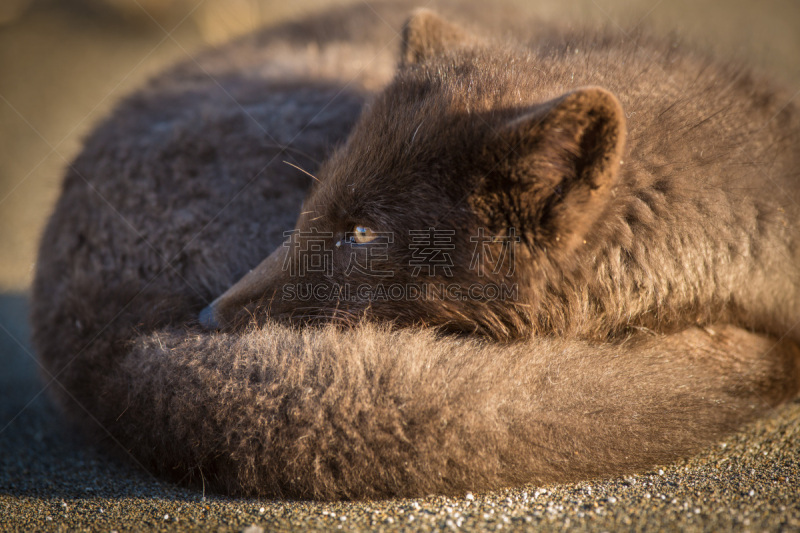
[{"x1": 1, "y1": 0, "x2": 799, "y2": 531}]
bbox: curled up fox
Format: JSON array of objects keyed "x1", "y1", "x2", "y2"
[{"x1": 31, "y1": 2, "x2": 800, "y2": 499}]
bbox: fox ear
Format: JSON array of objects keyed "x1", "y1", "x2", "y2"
[
  {"x1": 401, "y1": 9, "x2": 472, "y2": 65},
  {"x1": 492, "y1": 87, "x2": 626, "y2": 254}
]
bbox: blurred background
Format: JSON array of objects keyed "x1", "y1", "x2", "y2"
[{"x1": 0, "y1": 0, "x2": 798, "y2": 294}]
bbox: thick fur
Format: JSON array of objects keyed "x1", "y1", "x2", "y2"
[
  {"x1": 103, "y1": 323, "x2": 800, "y2": 500},
  {"x1": 31, "y1": 2, "x2": 800, "y2": 500},
  {"x1": 211, "y1": 9, "x2": 800, "y2": 342}
]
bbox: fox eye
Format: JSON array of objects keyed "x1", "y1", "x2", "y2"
[{"x1": 351, "y1": 226, "x2": 377, "y2": 244}]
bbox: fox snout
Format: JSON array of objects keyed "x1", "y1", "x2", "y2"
[
  {"x1": 198, "y1": 300, "x2": 220, "y2": 329},
  {"x1": 198, "y1": 244, "x2": 289, "y2": 330}
]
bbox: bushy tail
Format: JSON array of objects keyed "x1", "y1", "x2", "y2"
[{"x1": 59, "y1": 321, "x2": 799, "y2": 500}]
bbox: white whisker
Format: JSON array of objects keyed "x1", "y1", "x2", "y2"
[{"x1": 283, "y1": 160, "x2": 321, "y2": 183}]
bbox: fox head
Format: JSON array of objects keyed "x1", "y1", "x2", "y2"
[{"x1": 200, "y1": 9, "x2": 626, "y2": 339}]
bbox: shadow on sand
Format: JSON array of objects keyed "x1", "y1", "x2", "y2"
[{"x1": 0, "y1": 292, "x2": 206, "y2": 501}]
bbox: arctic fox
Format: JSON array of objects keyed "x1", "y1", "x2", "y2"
[
  {"x1": 201, "y1": 9, "x2": 800, "y2": 344},
  {"x1": 31, "y1": 3, "x2": 800, "y2": 499}
]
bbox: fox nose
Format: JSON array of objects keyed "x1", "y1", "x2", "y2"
[{"x1": 199, "y1": 302, "x2": 220, "y2": 330}]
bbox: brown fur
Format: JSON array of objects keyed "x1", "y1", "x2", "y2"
[
  {"x1": 96, "y1": 323, "x2": 800, "y2": 500},
  {"x1": 209, "y1": 9, "x2": 800, "y2": 343},
  {"x1": 31, "y1": 2, "x2": 800, "y2": 500}
]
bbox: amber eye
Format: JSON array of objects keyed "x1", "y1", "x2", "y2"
[{"x1": 351, "y1": 226, "x2": 377, "y2": 244}]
